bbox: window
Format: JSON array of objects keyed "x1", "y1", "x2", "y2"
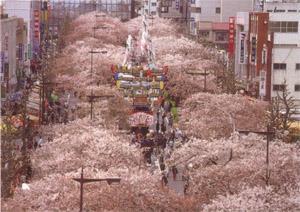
[
  {"x1": 161, "y1": 0, "x2": 172, "y2": 7},
  {"x1": 295, "y1": 84, "x2": 300, "y2": 91},
  {"x1": 215, "y1": 31, "x2": 228, "y2": 42},
  {"x1": 191, "y1": 0, "x2": 195, "y2": 4},
  {"x1": 270, "y1": 21, "x2": 298, "y2": 33},
  {"x1": 151, "y1": 11, "x2": 156, "y2": 15},
  {"x1": 288, "y1": 10, "x2": 297, "y2": 12},
  {"x1": 273, "y1": 84, "x2": 286, "y2": 91},
  {"x1": 161, "y1": 6, "x2": 168, "y2": 13},
  {"x1": 151, "y1": 2, "x2": 156, "y2": 6},
  {"x1": 267, "y1": 10, "x2": 273, "y2": 12},
  {"x1": 296, "y1": 63, "x2": 300, "y2": 70},
  {"x1": 216, "y1": 7, "x2": 221, "y2": 14},
  {"x1": 195, "y1": 7, "x2": 201, "y2": 13},
  {"x1": 198, "y1": 30, "x2": 209, "y2": 38},
  {"x1": 273, "y1": 63, "x2": 287, "y2": 70}
]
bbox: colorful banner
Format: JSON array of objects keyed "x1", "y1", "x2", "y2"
[{"x1": 228, "y1": 17, "x2": 235, "y2": 57}]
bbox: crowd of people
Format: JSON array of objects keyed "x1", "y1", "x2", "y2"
[
  {"x1": 43, "y1": 89, "x2": 79, "y2": 125},
  {"x1": 130, "y1": 97, "x2": 190, "y2": 194}
]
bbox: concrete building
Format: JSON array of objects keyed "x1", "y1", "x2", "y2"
[
  {"x1": 4, "y1": 0, "x2": 41, "y2": 55},
  {"x1": 264, "y1": 0, "x2": 300, "y2": 107},
  {"x1": 143, "y1": 0, "x2": 158, "y2": 16},
  {"x1": 1, "y1": 15, "x2": 28, "y2": 98},
  {"x1": 247, "y1": 12, "x2": 273, "y2": 100},
  {"x1": 158, "y1": 0, "x2": 188, "y2": 21},
  {"x1": 190, "y1": 0, "x2": 258, "y2": 48}
]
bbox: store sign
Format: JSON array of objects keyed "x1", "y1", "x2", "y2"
[
  {"x1": 28, "y1": 44, "x2": 32, "y2": 59},
  {"x1": 239, "y1": 32, "x2": 246, "y2": 64},
  {"x1": 175, "y1": 0, "x2": 180, "y2": 10},
  {"x1": 18, "y1": 44, "x2": 23, "y2": 61},
  {"x1": 259, "y1": 70, "x2": 266, "y2": 97},
  {"x1": 34, "y1": 10, "x2": 40, "y2": 39},
  {"x1": 228, "y1": 17, "x2": 235, "y2": 57}
]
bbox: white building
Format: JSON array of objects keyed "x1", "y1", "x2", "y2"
[
  {"x1": 143, "y1": 0, "x2": 158, "y2": 16},
  {"x1": 189, "y1": 0, "x2": 258, "y2": 47},
  {"x1": 234, "y1": 12, "x2": 249, "y2": 81},
  {"x1": 264, "y1": 0, "x2": 300, "y2": 107}
]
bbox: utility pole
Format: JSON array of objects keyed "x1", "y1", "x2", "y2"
[
  {"x1": 72, "y1": 167, "x2": 121, "y2": 212},
  {"x1": 88, "y1": 49, "x2": 107, "y2": 120},
  {"x1": 185, "y1": 69, "x2": 209, "y2": 92},
  {"x1": 237, "y1": 127, "x2": 275, "y2": 185}
]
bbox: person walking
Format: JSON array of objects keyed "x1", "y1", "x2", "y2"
[
  {"x1": 161, "y1": 172, "x2": 168, "y2": 187},
  {"x1": 172, "y1": 166, "x2": 178, "y2": 180}
]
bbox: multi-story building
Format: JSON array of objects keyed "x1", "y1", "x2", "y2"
[
  {"x1": 1, "y1": 15, "x2": 28, "y2": 99},
  {"x1": 247, "y1": 12, "x2": 273, "y2": 100},
  {"x1": 190, "y1": 0, "x2": 258, "y2": 48},
  {"x1": 234, "y1": 0, "x2": 300, "y2": 107},
  {"x1": 158, "y1": 0, "x2": 189, "y2": 21},
  {"x1": 143, "y1": 0, "x2": 158, "y2": 16},
  {"x1": 4, "y1": 0, "x2": 41, "y2": 55},
  {"x1": 264, "y1": 0, "x2": 300, "y2": 107}
]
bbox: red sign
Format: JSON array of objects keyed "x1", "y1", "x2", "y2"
[
  {"x1": 228, "y1": 17, "x2": 235, "y2": 57},
  {"x1": 34, "y1": 10, "x2": 40, "y2": 39}
]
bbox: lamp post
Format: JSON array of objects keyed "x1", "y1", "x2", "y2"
[{"x1": 73, "y1": 167, "x2": 121, "y2": 212}]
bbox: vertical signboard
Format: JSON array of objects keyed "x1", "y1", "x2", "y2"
[
  {"x1": 238, "y1": 32, "x2": 246, "y2": 64},
  {"x1": 0, "y1": 52, "x2": 4, "y2": 82},
  {"x1": 18, "y1": 43, "x2": 23, "y2": 61},
  {"x1": 175, "y1": 0, "x2": 180, "y2": 10},
  {"x1": 228, "y1": 17, "x2": 235, "y2": 57},
  {"x1": 259, "y1": 70, "x2": 266, "y2": 97},
  {"x1": 34, "y1": 10, "x2": 40, "y2": 39},
  {"x1": 28, "y1": 44, "x2": 32, "y2": 59}
]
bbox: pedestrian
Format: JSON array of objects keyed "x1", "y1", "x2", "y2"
[
  {"x1": 161, "y1": 172, "x2": 168, "y2": 187},
  {"x1": 172, "y1": 166, "x2": 178, "y2": 180},
  {"x1": 37, "y1": 135, "x2": 43, "y2": 148}
]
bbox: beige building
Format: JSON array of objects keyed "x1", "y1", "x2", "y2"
[{"x1": 1, "y1": 14, "x2": 28, "y2": 99}]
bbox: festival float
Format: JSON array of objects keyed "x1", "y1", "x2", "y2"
[{"x1": 112, "y1": 16, "x2": 168, "y2": 133}]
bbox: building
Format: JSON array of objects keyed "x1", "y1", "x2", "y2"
[
  {"x1": 234, "y1": 12, "x2": 250, "y2": 80},
  {"x1": 158, "y1": 0, "x2": 189, "y2": 21},
  {"x1": 143, "y1": 0, "x2": 158, "y2": 16},
  {"x1": 247, "y1": 12, "x2": 273, "y2": 100},
  {"x1": 1, "y1": 15, "x2": 28, "y2": 98},
  {"x1": 189, "y1": 0, "x2": 258, "y2": 48},
  {"x1": 264, "y1": 0, "x2": 300, "y2": 107},
  {"x1": 4, "y1": 0, "x2": 41, "y2": 55}
]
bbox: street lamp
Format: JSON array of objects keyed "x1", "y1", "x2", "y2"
[{"x1": 73, "y1": 167, "x2": 121, "y2": 212}]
